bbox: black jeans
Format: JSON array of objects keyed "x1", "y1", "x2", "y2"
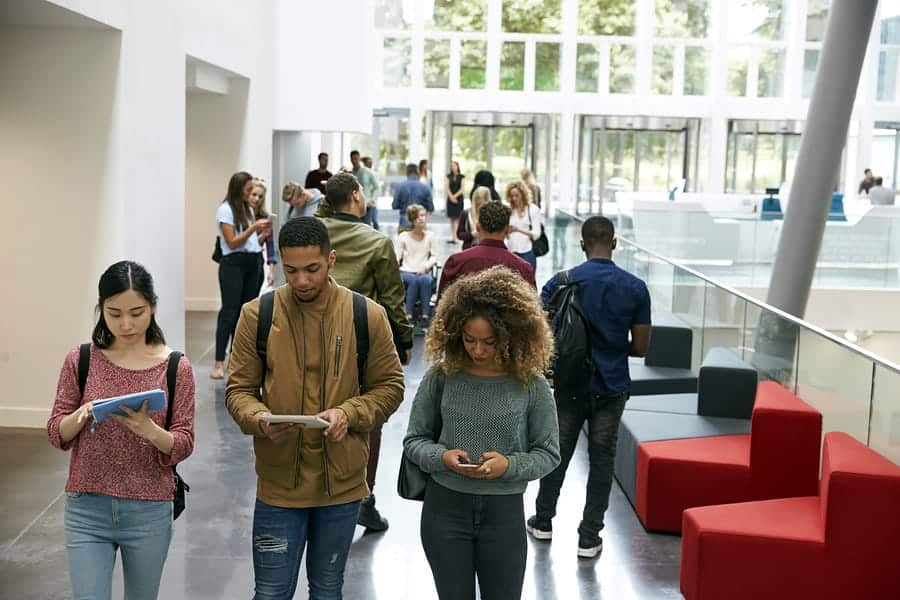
[
  {"x1": 421, "y1": 481, "x2": 526, "y2": 600},
  {"x1": 215, "y1": 252, "x2": 263, "y2": 361},
  {"x1": 535, "y1": 390, "x2": 628, "y2": 538}
]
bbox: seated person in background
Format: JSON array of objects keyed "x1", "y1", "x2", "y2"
[
  {"x1": 438, "y1": 200, "x2": 535, "y2": 299},
  {"x1": 396, "y1": 204, "x2": 437, "y2": 324},
  {"x1": 869, "y1": 176, "x2": 895, "y2": 205},
  {"x1": 859, "y1": 168, "x2": 874, "y2": 195}
]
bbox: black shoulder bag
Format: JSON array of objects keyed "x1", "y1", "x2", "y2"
[
  {"x1": 397, "y1": 371, "x2": 445, "y2": 501},
  {"x1": 78, "y1": 344, "x2": 190, "y2": 520},
  {"x1": 528, "y1": 207, "x2": 549, "y2": 257}
]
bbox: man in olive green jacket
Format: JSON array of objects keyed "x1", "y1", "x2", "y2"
[
  {"x1": 226, "y1": 216, "x2": 404, "y2": 598},
  {"x1": 316, "y1": 172, "x2": 412, "y2": 531}
]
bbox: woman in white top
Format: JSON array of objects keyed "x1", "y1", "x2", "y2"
[
  {"x1": 211, "y1": 171, "x2": 270, "y2": 380},
  {"x1": 396, "y1": 204, "x2": 438, "y2": 323},
  {"x1": 505, "y1": 180, "x2": 542, "y2": 272}
]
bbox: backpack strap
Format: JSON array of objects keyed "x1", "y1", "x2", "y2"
[
  {"x1": 556, "y1": 269, "x2": 573, "y2": 286},
  {"x1": 432, "y1": 370, "x2": 444, "y2": 439},
  {"x1": 164, "y1": 351, "x2": 183, "y2": 430},
  {"x1": 78, "y1": 343, "x2": 91, "y2": 398},
  {"x1": 256, "y1": 291, "x2": 276, "y2": 387},
  {"x1": 352, "y1": 292, "x2": 369, "y2": 389}
]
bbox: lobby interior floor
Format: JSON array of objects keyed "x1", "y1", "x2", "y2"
[{"x1": 0, "y1": 215, "x2": 683, "y2": 599}]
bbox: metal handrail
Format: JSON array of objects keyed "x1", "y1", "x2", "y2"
[{"x1": 561, "y1": 210, "x2": 900, "y2": 373}]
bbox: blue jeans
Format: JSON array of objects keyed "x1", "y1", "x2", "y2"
[
  {"x1": 64, "y1": 492, "x2": 173, "y2": 600},
  {"x1": 252, "y1": 498, "x2": 360, "y2": 600},
  {"x1": 401, "y1": 271, "x2": 433, "y2": 318},
  {"x1": 535, "y1": 391, "x2": 628, "y2": 538},
  {"x1": 515, "y1": 250, "x2": 537, "y2": 272}
]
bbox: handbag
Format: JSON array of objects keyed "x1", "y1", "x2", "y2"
[
  {"x1": 164, "y1": 352, "x2": 190, "y2": 520},
  {"x1": 528, "y1": 207, "x2": 549, "y2": 257},
  {"x1": 397, "y1": 371, "x2": 445, "y2": 501},
  {"x1": 212, "y1": 236, "x2": 222, "y2": 263}
]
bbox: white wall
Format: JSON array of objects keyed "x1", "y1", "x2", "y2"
[
  {"x1": 273, "y1": 0, "x2": 374, "y2": 134},
  {"x1": 1, "y1": 0, "x2": 274, "y2": 427},
  {"x1": 0, "y1": 26, "x2": 122, "y2": 428}
]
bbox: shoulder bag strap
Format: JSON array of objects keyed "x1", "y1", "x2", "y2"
[
  {"x1": 351, "y1": 292, "x2": 369, "y2": 390},
  {"x1": 257, "y1": 291, "x2": 276, "y2": 388},
  {"x1": 433, "y1": 370, "x2": 445, "y2": 440},
  {"x1": 164, "y1": 351, "x2": 183, "y2": 430},
  {"x1": 78, "y1": 343, "x2": 91, "y2": 399}
]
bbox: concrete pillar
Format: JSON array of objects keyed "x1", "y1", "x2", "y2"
[{"x1": 766, "y1": 1, "x2": 878, "y2": 318}]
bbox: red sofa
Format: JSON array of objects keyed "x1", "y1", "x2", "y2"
[
  {"x1": 635, "y1": 381, "x2": 821, "y2": 532},
  {"x1": 681, "y1": 431, "x2": 900, "y2": 600}
]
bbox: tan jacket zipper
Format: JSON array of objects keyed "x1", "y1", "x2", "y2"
[{"x1": 321, "y1": 319, "x2": 332, "y2": 497}]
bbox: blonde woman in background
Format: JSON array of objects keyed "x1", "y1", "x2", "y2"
[
  {"x1": 505, "y1": 180, "x2": 542, "y2": 272},
  {"x1": 247, "y1": 180, "x2": 276, "y2": 288},
  {"x1": 456, "y1": 186, "x2": 492, "y2": 250}
]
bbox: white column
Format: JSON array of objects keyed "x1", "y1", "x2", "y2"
[
  {"x1": 853, "y1": 2, "x2": 883, "y2": 196},
  {"x1": 767, "y1": 1, "x2": 879, "y2": 317},
  {"x1": 524, "y1": 39, "x2": 536, "y2": 91},
  {"x1": 486, "y1": 0, "x2": 502, "y2": 90},
  {"x1": 560, "y1": 0, "x2": 578, "y2": 94},
  {"x1": 557, "y1": 109, "x2": 576, "y2": 214},
  {"x1": 449, "y1": 37, "x2": 461, "y2": 90},
  {"x1": 409, "y1": 105, "x2": 423, "y2": 164},
  {"x1": 706, "y1": 0, "x2": 729, "y2": 193},
  {"x1": 635, "y1": 0, "x2": 654, "y2": 96}
]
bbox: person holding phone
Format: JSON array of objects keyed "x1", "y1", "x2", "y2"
[
  {"x1": 247, "y1": 179, "x2": 277, "y2": 288},
  {"x1": 212, "y1": 171, "x2": 271, "y2": 380},
  {"x1": 403, "y1": 266, "x2": 560, "y2": 600},
  {"x1": 47, "y1": 261, "x2": 195, "y2": 600}
]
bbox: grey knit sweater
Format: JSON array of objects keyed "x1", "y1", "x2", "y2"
[{"x1": 403, "y1": 369, "x2": 561, "y2": 496}]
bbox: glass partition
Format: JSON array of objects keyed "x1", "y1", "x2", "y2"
[
  {"x1": 701, "y1": 285, "x2": 747, "y2": 361},
  {"x1": 795, "y1": 329, "x2": 874, "y2": 445},
  {"x1": 870, "y1": 364, "x2": 900, "y2": 464},
  {"x1": 671, "y1": 271, "x2": 705, "y2": 371}
]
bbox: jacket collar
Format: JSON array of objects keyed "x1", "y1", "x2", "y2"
[
  {"x1": 334, "y1": 212, "x2": 364, "y2": 223},
  {"x1": 477, "y1": 238, "x2": 508, "y2": 249}
]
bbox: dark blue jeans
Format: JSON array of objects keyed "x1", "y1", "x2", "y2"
[
  {"x1": 252, "y1": 498, "x2": 360, "y2": 600},
  {"x1": 401, "y1": 271, "x2": 434, "y2": 317},
  {"x1": 421, "y1": 480, "x2": 526, "y2": 600},
  {"x1": 535, "y1": 391, "x2": 628, "y2": 538}
]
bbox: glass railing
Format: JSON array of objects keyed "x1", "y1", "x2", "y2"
[
  {"x1": 604, "y1": 201, "x2": 900, "y2": 290},
  {"x1": 554, "y1": 210, "x2": 900, "y2": 465}
]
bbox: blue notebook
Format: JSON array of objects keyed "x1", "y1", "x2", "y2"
[{"x1": 90, "y1": 389, "x2": 167, "y2": 422}]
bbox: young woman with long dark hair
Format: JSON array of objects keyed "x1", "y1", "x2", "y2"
[
  {"x1": 47, "y1": 261, "x2": 195, "y2": 599},
  {"x1": 211, "y1": 171, "x2": 270, "y2": 379},
  {"x1": 445, "y1": 161, "x2": 465, "y2": 243}
]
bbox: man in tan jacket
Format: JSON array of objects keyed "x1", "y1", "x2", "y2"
[{"x1": 226, "y1": 216, "x2": 404, "y2": 599}]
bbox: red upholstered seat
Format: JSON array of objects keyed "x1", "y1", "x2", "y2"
[
  {"x1": 681, "y1": 432, "x2": 900, "y2": 600},
  {"x1": 635, "y1": 381, "x2": 821, "y2": 532}
]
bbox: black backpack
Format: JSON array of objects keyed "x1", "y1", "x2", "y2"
[
  {"x1": 256, "y1": 290, "x2": 369, "y2": 389},
  {"x1": 545, "y1": 270, "x2": 593, "y2": 393},
  {"x1": 77, "y1": 344, "x2": 190, "y2": 520}
]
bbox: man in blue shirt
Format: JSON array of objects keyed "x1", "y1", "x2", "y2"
[
  {"x1": 527, "y1": 216, "x2": 651, "y2": 559},
  {"x1": 392, "y1": 163, "x2": 433, "y2": 231}
]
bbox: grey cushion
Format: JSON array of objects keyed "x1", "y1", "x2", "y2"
[
  {"x1": 697, "y1": 347, "x2": 759, "y2": 419},
  {"x1": 614, "y1": 409, "x2": 751, "y2": 507},
  {"x1": 629, "y1": 360, "x2": 698, "y2": 396},
  {"x1": 626, "y1": 393, "x2": 698, "y2": 415},
  {"x1": 645, "y1": 312, "x2": 693, "y2": 369}
]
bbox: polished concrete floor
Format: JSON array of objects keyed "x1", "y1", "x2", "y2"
[{"x1": 0, "y1": 214, "x2": 683, "y2": 599}]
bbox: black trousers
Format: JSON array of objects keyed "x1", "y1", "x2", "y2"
[
  {"x1": 215, "y1": 252, "x2": 263, "y2": 361},
  {"x1": 535, "y1": 391, "x2": 628, "y2": 537},
  {"x1": 421, "y1": 480, "x2": 527, "y2": 600}
]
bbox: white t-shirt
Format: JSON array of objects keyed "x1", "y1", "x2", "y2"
[
  {"x1": 395, "y1": 230, "x2": 437, "y2": 273},
  {"x1": 506, "y1": 204, "x2": 543, "y2": 254},
  {"x1": 216, "y1": 202, "x2": 262, "y2": 256}
]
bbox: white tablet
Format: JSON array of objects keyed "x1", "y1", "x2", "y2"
[{"x1": 259, "y1": 414, "x2": 329, "y2": 428}]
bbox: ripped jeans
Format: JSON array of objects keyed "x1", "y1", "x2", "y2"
[{"x1": 251, "y1": 498, "x2": 360, "y2": 600}]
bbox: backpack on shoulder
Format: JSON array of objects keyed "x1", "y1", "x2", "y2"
[
  {"x1": 256, "y1": 290, "x2": 370, "y2": 389},
  {"x1": 77, "y1": 344, "x2": 190, "y2": 520},
  {"x1": 545, "y1": 270, "x2": 592, "y2": 394}
]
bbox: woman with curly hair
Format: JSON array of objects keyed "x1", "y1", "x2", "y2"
[{"x1": 403, "y1": 266, "x2": 561, "y2": 600}]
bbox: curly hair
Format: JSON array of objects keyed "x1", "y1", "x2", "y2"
[
  {"x1": 505, "y1": 180, "x2": 532, "y2": 211},
  {"x1": 425, "y1": 266, "x2": 553, "y2": 385}
]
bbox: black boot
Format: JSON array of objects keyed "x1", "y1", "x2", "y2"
[{"x1": 357, "y1": 494, "x2": 389, "y2": 531}]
